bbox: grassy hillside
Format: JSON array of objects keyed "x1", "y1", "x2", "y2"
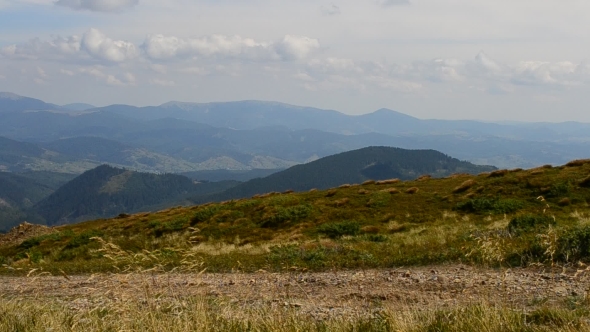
[
  {"x1": 1, "y1": 159, "x2": 589, "y2": 274},
  {"x1": 199, "y1": 146, "x2": 496, "y2": 202}
]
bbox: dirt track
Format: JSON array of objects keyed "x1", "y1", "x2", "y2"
[{"x1": 2, "y1": 265, "x2": 590, "y2": 318}]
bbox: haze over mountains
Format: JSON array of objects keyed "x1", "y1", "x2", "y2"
[{"x1": 1, "y1": 92, "x2": 590, "y2": 173}]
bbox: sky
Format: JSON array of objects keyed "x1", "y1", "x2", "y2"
[{"x1": 1, "y1": 0, "x2": 590, "y2": 122}]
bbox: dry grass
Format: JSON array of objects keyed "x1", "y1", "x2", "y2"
[{"x1": 453, "y1": 179, "x2": 476, "y2": 193}]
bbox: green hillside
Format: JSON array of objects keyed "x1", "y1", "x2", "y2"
[
  {"x1": 198, "y1": 146, "x2": 496, "y2": 202},
  {"x1": 33, "y1": 165, "x2": 239, "y2": 225},
  {"x1": 2, "y1": 159, "x2": 589, "y2": 275}
]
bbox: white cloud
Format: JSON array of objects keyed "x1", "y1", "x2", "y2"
[
  {"x1": 141, "y1": 34, "x2": 320, "y2": 61},
  {"x1": 274, "y1": 35, "x2": 320, "y2": 61},
  {"x1": 1, "y1": 29, "x2": 136, "y2": 64},
  {"x1": 55, "y1": 0, "x2": 138, "y2": 12},
  {"x1": 81, "y1": 28, "x2": 138, "y2": 62}
]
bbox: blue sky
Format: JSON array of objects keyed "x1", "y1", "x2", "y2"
[{"x1": 1, "y1": 0, "x2": 590, "y2": 122}]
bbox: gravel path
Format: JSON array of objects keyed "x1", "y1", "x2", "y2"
[{"x1": 2, "y1": 265, "x2": 589, "y2": 317}]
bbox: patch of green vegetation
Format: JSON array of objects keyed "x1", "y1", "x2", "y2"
[
  {"x1": 64, "y1": 230, "x2": 105, "y2": 250},
  {"x1": 316, "y1": 220, "x2": 361, "y2": 239},
  {"x1": 260, "y1": 204, "x2": 312, "y2": 228},
  {"x1": 150, "y1": 218, "x2": 188, "y2": 237},
  {"x1": 456, "y1": 197, "x2": 524, "y2": 214},
  {"x1": 507, "y1": 215, "x2": 556, "y2": 235}
]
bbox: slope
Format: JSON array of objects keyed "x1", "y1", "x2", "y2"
[
  {"x1": 33, "y1": 165, "x2": 240, "y2": 225},
  {"x1": 197, "y1": 146, "x2": 496, "y2": 202}
]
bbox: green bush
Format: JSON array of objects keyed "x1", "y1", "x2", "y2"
[
  {"x1": 456, "y1": 198, "x2": 523, "y2": 214},
  {"x1": 317, "y1": 221, "x2": 360, "y2": 239},
  {"x1": 260, "y1": 204, "x2": 312, "y2": 228},
  {"x1": 64, "y1": 230, "x2": 104, "y2": 250},
  {"x1": 151, "y1": 218, "x2": 187, "y2": 237},
  {"x1": 548, "y1": 182, "x2": 571, "y2": 198},
  {"x1": 557, "y1": 225, "x2": 590, "y2": 262},
  {"x1": 191, "y1": 206, "x2": 223, "y2": 224},
  {"x1": 507, "y1": 215, "x2": 555, "y2": 235}
]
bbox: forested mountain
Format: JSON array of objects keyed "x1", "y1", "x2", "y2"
[
  {"x1": 195, "y1": 146, "x2": 496, "y2": 202},
  {"x1": 0, "y1": 171, "x2": 76, "y2": 231},
  {"x1": 33, "y1": 165, "x2": 239, "y2": 226}
]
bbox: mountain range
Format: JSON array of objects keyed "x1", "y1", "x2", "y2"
[{"x1": 1, "y1": 92, "x2": 590, "y2": 172}]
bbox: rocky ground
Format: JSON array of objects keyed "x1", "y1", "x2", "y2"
[{"x1": 2, "y1": 264, "x2": 590, "y2": 318}]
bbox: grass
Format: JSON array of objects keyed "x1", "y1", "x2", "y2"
[{"x1": 1, "y1": 161, "x2": 590, "y2": 274}]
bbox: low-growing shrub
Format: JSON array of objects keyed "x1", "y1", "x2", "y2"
[
  {"x1": 547, "y1": 182, "x2": 571, "y2": 198},
  {"x1": 151, "y1": 218, "x2": 187, "y2": 237},
  {"x1": 317, "y1": 221, "x2": 361, "y2": 239},
  {"x1": 557, "y1": 225, "x2": 590, "y2": 262},
  {"x1": 260, "y1": 204, "x2": 312, "y2": 228},
  {"x1": 456, "y1": 198, "x2": 523, "y2": 214},
  {"x1": 64, "y1": 230, "x2": 105, "y2": 250},
  {"x1": 191, "y1": 205, "x2": 223, "y2": 224},
  {"x1": 507, "y1": 215, "x2": 556, "y2": 235}
]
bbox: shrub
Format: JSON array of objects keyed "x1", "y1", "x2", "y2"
[
  {"x1": 364, "y1": 234, "x2": 388, "y2": 242},
  {"x1": 191, "y1": 205, "x2": 223, "y2": 224},
  {"x1": 507, "y1": 215, "x2": 555, "y2": 235},
  {"x1": 456, "y1": 198, "x2": 523, "y2": 214},
  {"x1": 547, "y1": 182, "x2": 571, "y2": 198},
  {"x1": 317, "y1": 221, "x2": 361, "y2": 238},
  {"x1": 557, "y1": 225, "x2": 590, "y2": 262},
  {"x1": 566, "y1": 159, "x2": 590, "y2": 167},
  {"x1": 579, "y1": 176, "x2": 590, "y2": 188},
  {"x1": 405, "y1": 187, "x2": 419, "y2": 194},
  {"x1": 488, "y1": 170, "x2": 509, "y2": 178},
  {"x1": 64, "y1": 230, "x2": 105, "y2": 250},
  {"x1": 325, "y1": 190, "x2": 337, "y2": 197},
  {"x1": 260, "y1": 205, "x2": 312, "y2": 228}
]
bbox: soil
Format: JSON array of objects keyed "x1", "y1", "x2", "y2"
[{"x1": 2, "y1": 264, "x2": 590, "y2": 318}]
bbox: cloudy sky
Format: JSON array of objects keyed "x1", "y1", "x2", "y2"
[{"x1": 1, "y1": 0, "x2": 589, "y2": 122}]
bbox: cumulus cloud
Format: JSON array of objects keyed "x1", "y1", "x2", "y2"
[
  {"x1": 55, "y1": 0, "x2": 138, "y2": 12},
  {"x1": 81, "y1": 28, "x2": 138, "y2": 62},
  {"x1": 141, "y1": 34, "x2": 320, "y2": 61},
  {"x1": 0, "y1": 29, "x2": 137, "y2": 64}
]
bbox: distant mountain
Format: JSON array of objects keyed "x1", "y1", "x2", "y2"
[
  {"x1": 61, "y1": 103, "x2": 96, "y2": 111},
  {"x1": 0, "y1": 92, "x2": 60, "y2": 113},
  {"x1": 196, "y1": 146, "x2": 496, "y2": 202},
  {"x1": 33, "y1": 165, "x2": 240, "y2": 225},
  {"x1": 1, "y1": 92, "x2": 590, "y2": 170}
]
